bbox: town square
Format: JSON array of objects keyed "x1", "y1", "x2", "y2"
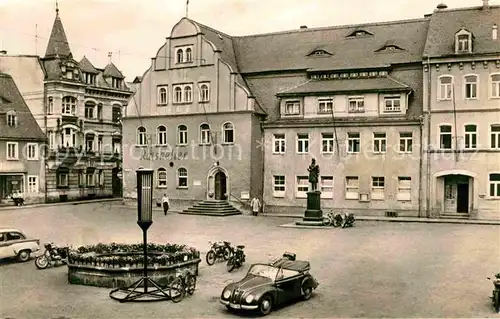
[{"x1": 1, "y1": 0, "x2": 500, "y2": 317}]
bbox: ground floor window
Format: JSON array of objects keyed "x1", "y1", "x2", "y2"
[
  {"x1": 99, "y1": 170, "x2": 105, "y2": 187},
  {"x1": 489, "y1": 173, "x2": 500, "y2": 198},
  {"x1": 177, "y1": 168, "x2": 188, "y2": 188},
  {"x1": 27, "y1": 176, "x2": 38, "y2": 193},
  {"x1": 345, "y1": 176, "x2": 359, "y2": 199},
  {"x1": 296, "y1": 176, "x2": 308, "y2": 198},
  {"x1": 273, "y1": 175, "x2": 285, "y2": 197},
  {"x1": 371, "y1": 176, "x2": 385, "y2": 200},
  {"x1": 320, "y1": 176, "x2": 333, "y2": 198},
  {"x1": 57, "y1": 172, "x2": 68, "y2": 188},
  {"x1": 86, "y1": 172, "x2": 95, "y2": 187},
  {"x1": 157, "y1": 168, "x2": 167, "y2": 188},
  {"x1": 397, "y1": 177, "x2": 411, "y2": 201}
]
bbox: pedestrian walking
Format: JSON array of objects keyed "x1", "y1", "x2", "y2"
[
  {"x1": 161, "y1": 194, "x2": 170, "y2": 215},
  {"x1": 250, "y1": 197, "x2": 261, "y2": 216}
]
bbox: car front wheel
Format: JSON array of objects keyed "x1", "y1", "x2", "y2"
[
  {"x1": 17, "y1": 250, "x2": 30, "y2": 262},
  {"x1": 302, "y1": 285, "x2": 312, "y2": 300},
  {"x1": 258, "y1": 295, "x2": 273, "y2": 316}
]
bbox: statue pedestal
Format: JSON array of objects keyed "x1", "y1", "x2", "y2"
[{"x1": 295, "y1": 191, "x2": 323, "y2": 226}]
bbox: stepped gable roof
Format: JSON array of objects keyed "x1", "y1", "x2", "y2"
[
  {"x1": 423, "y1": 5, "x2": 500, "y2": 58},
  {"x1": 44, "y1": 9, "x2": 72, "y2": 59},
  {"x1": 79, "y1": 56, "x2": 99, "y2": 74},
  {"x1": 232, "y1": 18, "x2": 429, "y2": 74},
  {"x1": 0, "y1": 73, "x2": 46, "y2": 140},
  {"x1": 103, "y1": 62, "x2": 125, "y2": 78}
]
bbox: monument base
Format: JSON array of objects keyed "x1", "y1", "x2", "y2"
[{"x1": 295, "y1": 190, "x2": 323, "y2": 226}]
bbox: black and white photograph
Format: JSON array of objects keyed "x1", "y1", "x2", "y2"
[{"x1": 0, "y1": 0, "x2": 499, "y2": 318}]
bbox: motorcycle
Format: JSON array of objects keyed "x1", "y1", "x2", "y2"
[
  {"x1": 35, "y1": 242, "x2": 69, "y2": 269},
  {"x1": 205, "y1": 241, "x2": 232, "y2": 266},
  {"x1": 487, "y1": 273, "x2": 500, "y2": 313},
  {"x1": 226, "y1": 245, "x2": 246, "y2": 272},
  {"x1": 340, "y1": 212, "x2": 355, "y2": 228}
]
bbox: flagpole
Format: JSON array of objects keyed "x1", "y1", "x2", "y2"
[
  {"x1": 452, "y1": 81, "x2": 459, "y2": 162},
  {"x1": 186, "y1": 0, "x2": 189, "y2": 18}
]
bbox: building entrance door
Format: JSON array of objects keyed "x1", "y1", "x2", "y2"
[
  {"x1": 214, "y1": 172, "x2": 227, "y2": 200},
  {"x1": 443, "y1": 175, "x2": 470, "y2": 214},
  {"x1": 456, "y1": 183, "x2": 469, "y2": 213}
]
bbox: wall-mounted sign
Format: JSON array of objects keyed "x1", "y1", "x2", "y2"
[
  {"x1": 193, "y1": 180, "x2": 201, "y2": 186},
  {"x1": 140, "y1": 147, "x2": 188, "y2": 161}
]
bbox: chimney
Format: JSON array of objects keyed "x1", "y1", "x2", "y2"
[
  {"x1": 483, "y1": 0, "x2": 489, "y2": 9},
  {"x1": 493, "y1": 24, "x2": 498, "y2": 40},
  {"x1": 300, "y1": 25, "x2": 308, "y2": 29},
  {"x1": 108, "y1": 52, "x2": 112, "y2": 63},
  {"x1": 0, "y1": 50, "x2": 7, "y2": 55}
]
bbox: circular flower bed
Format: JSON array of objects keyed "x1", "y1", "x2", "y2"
[{"x1": 68, "y1": 242, "x2": 200, "y2": 268}]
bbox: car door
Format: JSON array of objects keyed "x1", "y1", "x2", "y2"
[
  {"x1": 0, "y1": 232, "x2": 15, "y2": 259},
  {"x1": 275, "y1": 268, "x2": 301, "y2": 304}
]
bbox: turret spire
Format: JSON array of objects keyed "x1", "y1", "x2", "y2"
[{"x1": 44, "y1": 2, "x2": 72, "y2": 59}]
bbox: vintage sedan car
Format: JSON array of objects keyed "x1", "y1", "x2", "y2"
[
  {"x1": 220, "y1": 257, "x2": 319, "y2": 315},
  {"x1": 0, "y1": 228, "x2": 40, "y2": 262}
]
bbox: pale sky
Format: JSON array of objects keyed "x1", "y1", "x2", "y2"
[{"x1": 0, "y1": 0, "x2": 497, "y2": 80}]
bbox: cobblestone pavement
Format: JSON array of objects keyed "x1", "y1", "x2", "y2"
[{"x1": 0, "y1": 202, "x2": 499, "y2": 319}]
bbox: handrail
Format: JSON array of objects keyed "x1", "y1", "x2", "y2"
[{"x1": 229, "y1": 193, "x2": 249, "y2": 207}]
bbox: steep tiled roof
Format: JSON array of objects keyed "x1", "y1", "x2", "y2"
[
  {"x1": 0, "y1": 73, "x2": 46, "y2": 140},
  {"x1": 44, "y1": 11, "x2": 72, "y2": 59},
  {"x1": 277, "y1": 77, "x2": 411, "y2": 96},
  {"x1": 423, "y1": 5, "x2": 500, "y2": 58},
  {"x1": 232, "y1": 18, "x2": 430, "y2": 73},
  {"x1": 79, "y1": 56, "x2": 99, "y2": 74},
  {"x1": 103, "y1": 62, "x2": 125, "y2": 78}
]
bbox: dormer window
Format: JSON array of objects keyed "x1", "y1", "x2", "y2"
[
  {"x1": 346, "y1": 29, "x2": 374, "y2": 38},
  {"x1": 455, "y1": 29, "x2": 473, "y2": 53},
  {"x1": 307, "y1": 49, "x2": 333, "y2": 57},
  {"x1": 375, "y1": 43, "x2": 405, "y2": 53},
  {"x1": 6, "y1": 111, "x2": 17, "y2": 127},
  {"x1": 111, "y1": 77, "x2": 122, "y2": 89},
  {"x1": 175, "y1": 45, "x2": 194, "y2": 64}
]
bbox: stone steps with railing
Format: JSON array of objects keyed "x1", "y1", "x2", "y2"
[{"x1": 179, "y1": 200, "x2": 242, "y2": 216}]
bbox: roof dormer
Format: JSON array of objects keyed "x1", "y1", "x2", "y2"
[
  {"x1": 455, "y1": 28, "x2": 473, "y2": 54},
  {"x1": 307, "y1": 48, "x2": 333, "y2": 57},
  {"x1": 375, "y1": 40, "x2": 405, "y2": 53},
  {"x1": 346, "y1": 29, "x2": 374, "y2": 38},
  {"x1": 6, "y1": 110, "x2": 17, "y2": 127}
]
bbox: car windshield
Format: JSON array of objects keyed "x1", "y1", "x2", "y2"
[{"x1": 248, "y1": 264, "x2": 278, "y2": 281}]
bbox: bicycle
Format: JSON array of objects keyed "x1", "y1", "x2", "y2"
[{"x1": 168, "y1": 272, "x2": 197, "y2": 303}]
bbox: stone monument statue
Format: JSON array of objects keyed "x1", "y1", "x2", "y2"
[{"x1": 307, "y1": 158, "x2": 320, "y2": 191}]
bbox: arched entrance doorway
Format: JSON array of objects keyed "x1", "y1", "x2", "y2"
[
  {"x1": 214, "y1": 171, "x2": 227, "y2": 200},
  {"x1": 434, "y1": 170, "x2": 476, "y2": 215}
]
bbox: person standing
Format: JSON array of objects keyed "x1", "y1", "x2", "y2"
[
  {"x1": 161, "y1": 194, "x2": 170, "y2": 215},
  {"x1": 250, "y1": 197, "x2": 261, "y2": 216}
]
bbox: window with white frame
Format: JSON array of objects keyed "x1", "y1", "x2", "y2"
[
  {"x1": 296, "y1": 176, "x2": 309, "y2": 198},
  {"x1": 27, "y1": 176, "x2": 38, "y2": 193},
  {"x1": 177, "y1": 125, "x2": 188, "y2": 145},
  {"x1": 489, "y1": 173, "x2": 500, "y2": 198},
  {"x1": 157, "y1": 86, "x2": 168, "y2": 105},
  {"x1": 157, "y1": 126, "x2": 167, "y2": 145},
  {"x1": 284, "y1": 100, "x2": 300, "y2": 115},
  {"x1": 464, "y1": 125, "x2": 477, "y2": 149},
  {"x1": 185, "y1": 47, "x2": 193, "y2": 62},
  {"x1": 62, "y1": 127, "x2": 77, "y2": 148},
  {"x1": 464, "y1": 75, "x2": 478, "y2": 99},
  {"x1": 322, "y1": 133, "x2": 334, "y2": 154},
  {"x1": 86, "y1": 171, "x2": 95, "y2": 187},
  {"x1": 177, "y1": 168, "x2": 188, "y2": 188},
  {"x1": 7, "y1": 112, "x2": 17, "y2": 127},
  {"x1": 399, "y1": 132, "x2": 413, "y2": 153},
  {"x1": 48, "y1": 131, "x2": 56, "y2": 149},
  {"x1": 384, "y1": 96, "x2": 401, "y2": 112},
  {"x1": 184, "y1": 85, "x2": 193, "y2": 103},
  {"x1": 6, "y1": 142, "x2": 18, "y2": 160},
  {"x1": 176, "y1": 49, "x2": 183, "y2": 64},
  {"x1": 373, "y1": 133, "x2": 387, "y2": 153},
  {"x1": 397, "y1": 176, "x2": 411, "y2": 201},
  {"x1": 199, "y1": 83, "x2": 210, "y2": 102},
  {"x1": 222, "y1": 122, "x2": 234, "y2": 144},
  {"x1": 84, "y1": 103, "x2": 95, "y2": 119},
  {"x1": 438, "y1": 76, "x2": 453, "y2": 100},
  {"x1": 318, "y1": 98, "x2": 333, "y2": 114},
  {"x1": 345, "y1": 176, "x2": 359, "y2": 200},
  {"x1": 371, "y1": 176, "x2": 385, "y2": 200},
  {"x1": 57, "y1": 172, "x2": 68, "y2": 187},
  {"x1": 62, "y1": 96, "x2": 77, "y2": 115},
  {"x1": 175, "y1": 46, "x2": 194, "y2": 64},
  {"x1": 440, "y1": 125, "x2": 453, "y2": 149},
  {"x1": 491, "y1": 74, "x2": 500, "y2": 98},
  {"x1": 157, "y1": 168, "x2": 167, "y2": 188},
  {"x1": 456, "y1": 34, "x2": 471, "y2": 53},
  {"x1": 137, "y1": 127, "x2": 147, "y2": 146},
  {"x1": 47, "y1": 96, "x2": 53, "y2": 114},
  {"x1": 491, "y1": 125, "x2": 500, "y2": 149},
  {"x1": 348, "y1": 96, "x2": 364, "y2": 113},
  {"x1": 273, "y1": 175, "x2": 285, "y2": 197},
  {"x1": 27, "y1": 143, "x2": 38, "y2": 160},
  {"x1": 296, "y1": 134, "x2": 309, "y2": 154},
  {"x1": 98, "y1": 170, "x2": 105, "y2": 187},
  {"x1": 347, "y1": 132, "x2": 360, "y2": 153},
  {"x1": 320, "y1": 176, "x2": 333, "y2": 199},
  {"x1": 174, "y1": 86, "x2": 183, "y2": 103},
  {"x1": 273, "y1": 134, "x2": 286, "y2": 154},
  {"x1": 199, "y1": 124, "x2": 210, "y2": 145}
]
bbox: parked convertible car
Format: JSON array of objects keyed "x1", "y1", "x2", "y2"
[
  {"x1": 0, "y1": 228, "x2": 40, "y2": 262},
  {"x1": 220, "y1": 255, "x2": 319, "y2": 315}
]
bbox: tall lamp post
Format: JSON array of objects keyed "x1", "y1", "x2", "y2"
[{"x1": 109, "y1": 168, "x2": 170, "y2": 302}]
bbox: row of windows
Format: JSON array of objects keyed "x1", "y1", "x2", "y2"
[
  {"x1": 47, "y1": 129, "x2": 121, "y2": 153},
  {"x1": 175, "y1": 46, "x2": 194, "y2": 64},
  {"x1": 283, "y1": 95, "x2": 401, "y2": 116},
  {"x1": 136, "y1": 122, "x2": 234, "y2": 146},
  {"x1": 438, "y1": 124, "x2": 500, "y2": 149},
  {"x1": 272, "y1": 132, "x2": 413, "y2": 154},
  {"x1": 5, "y1": 142, "x2": 39, "y2": 161},
  {"x1": 47, "y1": 96, "x2": 121, "y2": 121},
  {"x1": 154, "y1": 168, "x2": 188, "y2": 188},
  {"x1": 437, "y1": 73, "x2": 500, "y2": 100},
  {"x1": 157, "y1": 83, "x2": 210, "y2": 105},
  {"x1": 272, "y1": 175, "x2": 413, "y2": 201},
  {"x1": 57, "y1": 170, "x2": 106, "y2": 188}
]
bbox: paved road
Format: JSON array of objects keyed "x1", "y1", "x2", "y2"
[{"x1": 0, "y1": 202, "x2": 499, "y2": 319}]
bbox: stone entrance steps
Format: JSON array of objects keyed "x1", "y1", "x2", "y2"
[
  {"x1": 440, "y1": 213, "x2": 470, "y2": 220},
  {"x1": 179, "y1": 200, "x2": 242, "y2": 216}
]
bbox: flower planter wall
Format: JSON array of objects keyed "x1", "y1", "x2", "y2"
[{"x1": 67, "y1": 243, "x2": 201, "y2": 289}]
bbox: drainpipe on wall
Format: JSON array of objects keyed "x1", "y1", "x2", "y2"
[
  {"x1": 43, "y1": 82, "x2": 48, "y2": 204},
  {"x1": 418, "y1": 114, "x2": 423, "y2": 218},
  {"x1": 425, "y1": 58, "x2": 432, "y2": 218},
  {"x1": 260, "y1": 120, "x2": 265, "y2": 214}
]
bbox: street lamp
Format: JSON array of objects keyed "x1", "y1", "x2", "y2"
[{"x1": 109, "y1": 168, "x2": 170, "y2": 302}]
